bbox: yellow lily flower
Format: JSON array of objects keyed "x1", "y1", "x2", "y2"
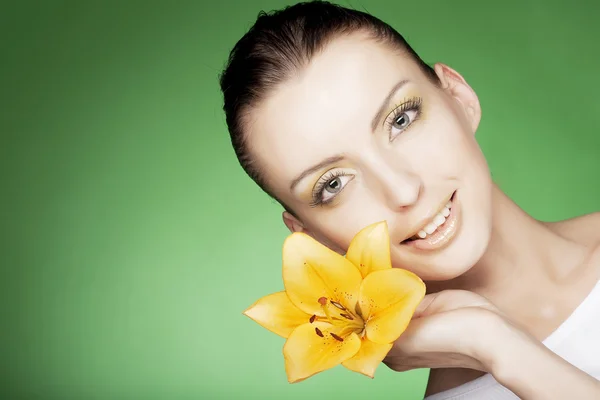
[{"x1": 243, "y1": 221, "x2": 426, "y2": 383}]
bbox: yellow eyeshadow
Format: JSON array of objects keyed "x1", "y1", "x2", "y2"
[
  {"x1": 298, "y1": 180, "x2": 316, "y2": 201},
  {"x1": 298, "y1": 164, "x2": 354, "y2": 203},
  {"x1": 381, "y1": 91, "x2": 424, "y2": 126}
]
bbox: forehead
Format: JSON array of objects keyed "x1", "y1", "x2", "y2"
[{"x1": 250, "y1": 34, "x2": 425, "y2": 195}]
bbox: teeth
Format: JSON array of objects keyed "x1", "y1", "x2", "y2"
[
  {"x1": 409, "y1": 201, "x2": 453, "y2": 241},
  {"x1": 433, "y1": 214, "x2": 446, "y2": 226},
  {"x1": 424, "y1": 223, "x2": 437, "y2": 234}
]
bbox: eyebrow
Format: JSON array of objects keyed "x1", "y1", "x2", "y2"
[
  {"x1": 370, "y1": 79, "x2": 410, "y2": 132},
  {"x1": 290, "y1": 154, "x2": 345, "y2": 192}
]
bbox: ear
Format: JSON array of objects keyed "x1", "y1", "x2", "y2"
[
  {"x1": 433, "y1": 63, "x2": 481, "y2": 134},
  {"x1": 282, "y1": 211, "x2": 306, "y2": 234},
  {"x1": 282, "y1": 211, "x2": 346, "y2": 255}
]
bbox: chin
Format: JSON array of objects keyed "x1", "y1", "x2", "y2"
[{"x1": 414, "y1": 234, "x2": 489, "y2": 282}]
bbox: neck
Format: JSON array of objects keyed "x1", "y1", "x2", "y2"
[{"x1": 428, "y1": 184, "x2": 588, "y2": 306}]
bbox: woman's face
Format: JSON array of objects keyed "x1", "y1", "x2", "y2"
[{"x1": 248, "y1": 33, "x2": 493, "y2": 281}]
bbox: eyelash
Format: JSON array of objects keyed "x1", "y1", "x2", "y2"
[
  {"x1": 309, "y1": 170, "x2": 353, "y2": 208},
  {"x1": 384, "y1": 96, "x2": 423, "y2": 141},
  {"x1": 308, "y1": 97, "x2": 423, "y2": 208}
]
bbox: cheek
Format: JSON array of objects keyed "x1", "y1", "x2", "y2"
[
  {"x1": 305, "y1": 193, "x2": 393, "y2": 253},
  {"x1": 415, "y1": 114, "x2": 481, "y2": 179}
]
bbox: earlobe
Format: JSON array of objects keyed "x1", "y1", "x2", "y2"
[
  {"x1": 282, "y1": 211, "x2": 346, "y2": 255},
  {"x1": 282, "y1": 211, "x2": 305, "y2": 234},
  {"x1": 464, "y1": 99, "x2": 481, "y2": 134}
]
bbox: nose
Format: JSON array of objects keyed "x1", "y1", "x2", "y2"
[
  {"x1": 376, "y1": 165, "x2": 423, "y2": 211},
  {"x1": 361, "y1": 149, "x2": 423, "y2": 211}
]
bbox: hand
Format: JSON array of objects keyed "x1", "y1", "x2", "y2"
[
  {"x1": 384, "y1": 289, "x2": 512, "y2": 373},
  {"x1": 384, "y1": 289, "x2": 600, "y2": 400}
]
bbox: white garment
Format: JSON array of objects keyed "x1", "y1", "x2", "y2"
[{"x1": 425, "y1": 279, "x2": 600, "y2": 399}]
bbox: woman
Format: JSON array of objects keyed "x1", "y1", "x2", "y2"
[{"x1": 219, "y1": 1, "x2": 600, "y2": 398}]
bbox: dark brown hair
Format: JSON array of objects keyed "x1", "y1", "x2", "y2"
[{"x1": 219, "y1": 0, "x2": 439, "y2": 216}]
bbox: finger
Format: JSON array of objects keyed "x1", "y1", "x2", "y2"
[
  {"x1": 392, "y1": 308, "x2": 496, "y2": 371},
  {"x1": 413, "y1": 289, "x2": 496, "y2": 318},
  {"x1": 382, "y1": 355, "x2": 419, "y2": 372},
  {"x1": 412, "y1": 293, "x2": 439, "y2": 318},
  {"x1": 382, "y1": 361, "x2": 413, "y2": 372}
]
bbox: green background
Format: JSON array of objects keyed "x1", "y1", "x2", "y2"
[{"x1": 1, "y1": 0, "x2": 598, "y2": 399}]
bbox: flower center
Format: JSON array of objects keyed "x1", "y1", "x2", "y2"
[{"x1": 309, "y1": 296, "x2": 365, "y2": 341}]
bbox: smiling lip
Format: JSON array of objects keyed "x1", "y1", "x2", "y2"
[{"x1": 401, "y1": 191, "x2": 460, "y2": 251}]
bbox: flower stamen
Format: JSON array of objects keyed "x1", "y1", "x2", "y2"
[
  {"x1": 340, "y1": 313, "x2": 354, "y2": 320},
  {"x1": 330, "y1": 300, "x2": 346, "y2": 310},
  {"x1": 319, "y1": 298, "x2": 336, "y2": 325},
  {"x1": 330, "y1": 333, "x2": 344, "y2": 342},
  {"x1": 315, "y1": 296, "x2": 366, "y2": 336}
]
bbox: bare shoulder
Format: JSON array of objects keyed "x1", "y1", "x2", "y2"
[{"x1": 544, "y1": 211, "x2": 600, "y2": 246}]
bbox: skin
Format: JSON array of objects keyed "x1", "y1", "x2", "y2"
[{"x1": 247, "y1": 32, "x2": 600, "y2": 397}]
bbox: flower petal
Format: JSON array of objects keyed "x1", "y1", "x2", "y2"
[
  {"x1": 360, "y1": 268, "x2": 426, "y2": 344},
  {"x1": 342, "y1": 338, "x2": 393, "y2": 378},
  {"x1": 283, "y1": 232, "x2": 362, "y2": 316},
  {"x1": 345, "y1": 221, "x2": 392, "y2": 278},
  {"x1": 283, "y1": 322, "x2": 361, "y2": 383},
  {"x1": 243, "y1": 291, "x2": 312, "y2": 338}
]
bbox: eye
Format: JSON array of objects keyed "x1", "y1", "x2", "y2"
[
  {"x1": 310, "y1": 171, "x2": 354, "y2": 207},
  {"x1": 385, "y1": 97, "x2": 423, "y2": 142},
  {"x1": 389, "y1": 109, "x2": 419, "y2": 141}
]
